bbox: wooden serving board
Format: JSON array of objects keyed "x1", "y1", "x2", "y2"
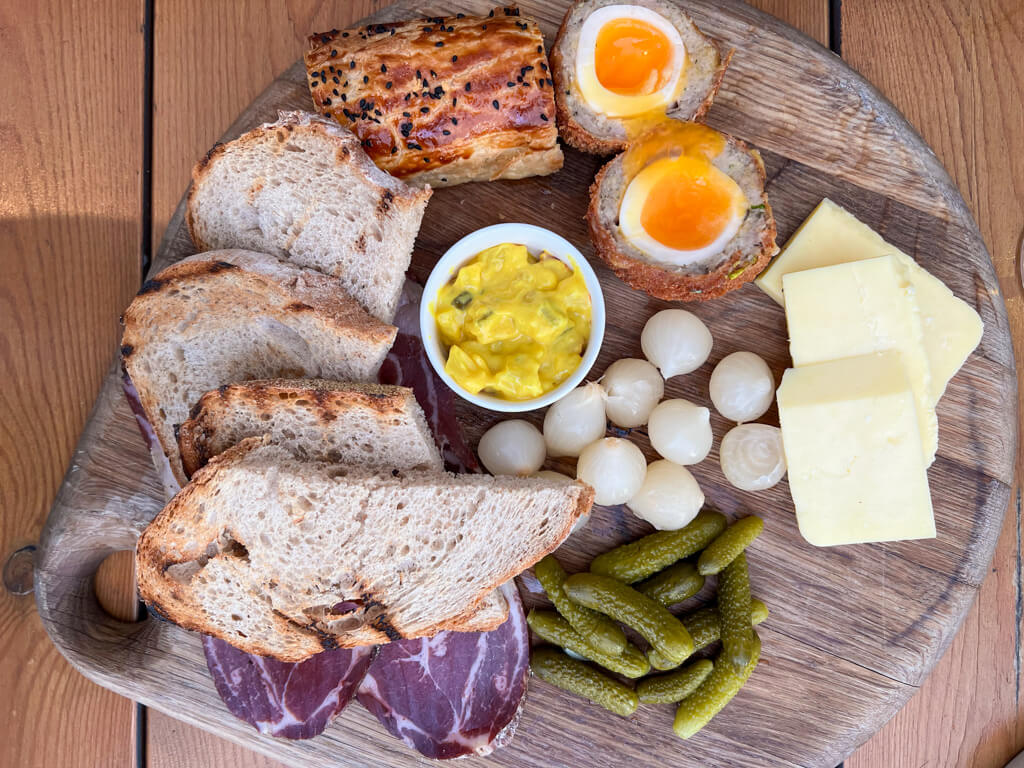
[{"x1": 35, "y1": 1, "x2": 1017, "y2": 767}]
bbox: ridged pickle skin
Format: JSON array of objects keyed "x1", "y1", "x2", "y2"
[
  {"x1": 531, "y1": 646, "x2": 639, "y2": 717},
  {"x1": 534, "y1": 555, "x2": 628, "y2": 656},
  {"x1": 697, "y1": 515, "x2": 764, "y2": 575},
  {"x1": 637, "y1": 561, "x2": 705, "y2": 606},
  {"x1": 717, "y1": 552, "x2": 755, "y2": 671},
  {"x1": 646, "y1": 599, "x2": 769, "y2": 671},
  {"x1": 527, "y1": 610, "x2": 651, "y2": 678},
  {"x1": 637, "y1": 659, "x2": 715, "y2": 704},
  {"x1": 673, "y1": 631, "x2": 762, "y2": 739},
  {"x1": 590, "y1": 510, "x2": 727, "y2": 583},
  {"x1": 564, "y1": 572, "x2": 695, "y2": 666}
]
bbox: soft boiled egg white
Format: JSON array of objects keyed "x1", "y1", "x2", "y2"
[
  {"x1": 575, "y1": 5, "x2": 687, "y2": 118},
  {"x1": 619, "y1": 154, "x2": 748, "y2": 267}
]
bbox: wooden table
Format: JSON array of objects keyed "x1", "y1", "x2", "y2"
[{"x1": 1, "y1": 1, "x2": 1020, "y2": 766}]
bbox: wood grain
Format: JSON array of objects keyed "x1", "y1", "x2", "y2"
[
  {"x1": 32, "y1": 3, "x2": 1016, "y2": 767},
  {"x1": 148, "y1": 3, "x2": 387, "y2": 764},
  {"x1": 748, "y1": 0, "x2": 829, "y2": 46},
  {"x1": 842, "y1": 1, "x2": 1024, "y2": 765},
  {"x1": 0, "y1": 0, "x2": 144, "y2": 766},
  {"x1": 151, "y1": 0, "x2": 388, "y2": 255}
]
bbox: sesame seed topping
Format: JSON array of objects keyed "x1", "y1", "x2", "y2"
[
  {"x1": 332, "y1": 88, "x2": 338, "y2": 95},
  {"x1": 451, "y1": 117, "x2": 458, "y2": 125},
  {"x1": 465, "y1": 82, "x2": 471, "y2": 91},
  {"x1": 341, "y1": 93, "x2": 347, "y2": 101},
  {"x1": 391, "y1": 146, "x2": 398, "y2": 153},
  {"x1": 540, "y1": 113, "x2": 548, "y2": 121},
  {"x1": 333, "y1": 76, "x2": 339, "y2": 83},
  {"x1": 423, "y1": 157, "x2": 430, "y2": 162},
  {"x1": 492, "y1": 100, "x2": 500, "y2": 109},
  {"x1": 331, "y1": 49, "x2": 338, "y2": 56},
  {"x1": 403, "y1": 111, "x2": 411, "y2": 117},
  {"x1": 442, "y1": 129, "x2": 451, "y2": 135},
  {"x1": 451, "y1": 55, "x2": 458, "y2": 62},
  {"x1": 385, "y1": 81, "x2": 392, "y2": 89},
  {"x1": 363, "y1": 75, "x2": 369, "y2": 83},
  {"x1": 380, "y1": 64, "x2": 387, "y2": 73},
  {"x1": 420, "y1": 106, "x2": 430, "y2": 113},
  {"x1": 435, "y1": 41, "x2": 444, "y2": 47},
  {"x1": 350, "y1": 60, "x2": 356, "y2": 69},
  {"x1": 431, "y1": 70, "x2": 437, "y2": 78},
  {"x1": 342, "y1": 31, "x2": 349, "y2": 37},
  {"x1": 507, "y1": 82, "x2": 515, "y2": 88},
  {"x1": 537, "y1": 45, "x2": 542, "y2": 53}
]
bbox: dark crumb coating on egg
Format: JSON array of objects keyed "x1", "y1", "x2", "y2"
[
  {"x1": 586, "y1": 132, "x2": 778, "y2": 301},
  {"x1": 550, "y1": 0, "x2": 732, "y2": 155},
  {"x1": 304, "y1": 7, "x2": 562, "y2": 187}
]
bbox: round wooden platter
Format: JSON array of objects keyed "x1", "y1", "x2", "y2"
[{"x1": 35, "y1": 1, "x2": 1017, "y2": 767}]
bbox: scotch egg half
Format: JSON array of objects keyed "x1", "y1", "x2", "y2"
[{"x1": 574, "y1": 5, "x2": 688, "y2": 119}]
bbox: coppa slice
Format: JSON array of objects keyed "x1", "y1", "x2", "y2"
[
  {"x1": 121, "y1": 249, "x2": 396, "y2": 485},
  {"x1": 203, "y1": 636, "x2": 376, "y2": 739},
  {"x1": 357, "y1": 582, "x2": 530, "y2": 759},
  {"x1": 136, "y1": 439, "x2": 593, "y2": 661}
]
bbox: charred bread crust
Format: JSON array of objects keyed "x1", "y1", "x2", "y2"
[
  {"x1": 178, "y1": 378, "x2": 418, "y2": 478},
  {"x1": 305, "y1": 7, "x2": 562, "y2": 187},
  {"x1": 586, "y1": 139, "x2": 777, "y2": 301},
  {"x1": 550, "y1": 0, "x2": 731, "y2": 155}
]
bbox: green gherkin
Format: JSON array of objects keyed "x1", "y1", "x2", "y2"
[
  {"x1": 534, "y1": 554, "x2": 627, "y2": 657},
  {"x1": 637, "y1": 561, "x2": 705, "y2": 607},
  {"x1": 527, "y1": 610, "x2": 650, "y2": 678},
  {"x1": 590, "y1": 510, "x2": 727, "y2": 583},
  {"x1": 673, "y1": 631, "x2": 761, "y2": 739},
  {"x1": 646, "y1": 598, "x2": 769, "y2": 671},
  {"x1": 637, "y1": 659, "x2": 715, "y2": 704},
  {"x1": 697, "y1": 515, "x2": 764, "y2": 575},
  {"x1": 531, "y1": 647, "x2": 639, "y2": 717},
  {"x1": 717, "y1": 552, "x2": 756, "y2": 671}
]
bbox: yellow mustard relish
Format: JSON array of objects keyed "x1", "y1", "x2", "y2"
[{"x1": 434, "y1": 243, "x2": 592, "y2": 400}]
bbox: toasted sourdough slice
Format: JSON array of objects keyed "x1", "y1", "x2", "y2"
[
  {"x1": 136, "y1": 438, "x2": 594, "y2": 661},
  {"x1": 186, "y1": 111, "x2": 431, "y2": 322},
  {"x1": 587, "y1": 133, "x2": 778, "y2": 301},
  {"x1": 178, "y1": 378, "x2": 442, "y2": 479},
  {"x1": 121, "y1": 250, "x2": 396, "y2": 486},
  {"x1": 550, "y1": 0, "x2": 731, "y2": 154}
]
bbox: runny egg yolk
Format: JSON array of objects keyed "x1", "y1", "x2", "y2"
[
  {"x1": 595, "y1": 18, "x2": 673, "y2": 96},
  {"x1": 639, "y1": 155, "x2": 740, "y2": 251}
]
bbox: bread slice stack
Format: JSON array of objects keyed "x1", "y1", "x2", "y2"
[
  {"x1": 187, "y1": 111, "x2": 431, "y2": 323},
  {"x1": 137, "y1": 437, "x2": 593, "y2": 660},
  {"x1": 121, "y1": 249, "x2": 397, "y2": 485}
]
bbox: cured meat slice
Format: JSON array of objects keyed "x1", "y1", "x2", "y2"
[
  {"x1": 379, "y1": 281, "x2": 479, "y2": 473},
  {"x1": 356, "y1": 582, "x2": 530, "y2": 759},
  {"x1": 203, "y1": 635, "x2": 376, "y2": 740}
]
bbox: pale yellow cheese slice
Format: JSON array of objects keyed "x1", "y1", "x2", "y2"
[
  {"x1": 777, "y1": 352, "x2": 935, "y2": 546},
  {"x1": 783, "y1": 255, "x2": 938, "y2": 464},
  {"x1": 755, "y1": 198, "x2": 982, "y2": 400}
]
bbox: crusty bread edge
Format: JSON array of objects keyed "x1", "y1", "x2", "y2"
[{"x1": 585, "y1": 141, "x2": 778, "y2": 301}]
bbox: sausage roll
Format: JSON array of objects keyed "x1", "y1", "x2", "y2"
[{"x1": 305, "y1": 7, "x2": 563, "y2": 187}]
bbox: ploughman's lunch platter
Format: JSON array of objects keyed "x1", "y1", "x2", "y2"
[{"x1": 35, "y1": 2, "x2": 1015, "y2": 767}]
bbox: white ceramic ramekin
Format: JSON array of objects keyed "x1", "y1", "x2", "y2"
[{"x1": 419, "y1": 223, "x2": 606, "y2": 413}]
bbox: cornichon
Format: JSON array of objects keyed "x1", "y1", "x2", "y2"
[
  {"x1": 527, "y1": 610, "x2": 650, "y2": 678},
  {"x1": 531, "y1": 647, "x2": 639, "y2": 717},
  {"x1": 673, "y1": 631, "x2": 761, "y2": 739},
  {"x1": 697, "y1": 515, "x2": 764, "y2": 576},
  {"x1": 590, "y1": 510, "x2": 727, "y2": 583},
  {"x1": 637, "y1": 561, "x2": 705, "y2": 607},
  {"x1": 564, "y1": 572, "x2": 694, "y2": 667},
  {"x1": 533, "y1": 555, "x2": 627, "y2": 657},
  {"x1": 718, "y1": 552, "x2": 756, "y2": 671},
  {"x1": 647, "y1": 599, "x2": 769, "y2": 671},
  {"x1": 637, "y1": 659, "x2": 714, "y2": 704}
]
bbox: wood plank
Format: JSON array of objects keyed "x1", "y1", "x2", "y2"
[
  {"x1": 0, "y1": 0, "x2": 145, "y2": 767},
  {"x1": 147, "y1": 4, "x2": 387, "y2": 765},
  {"x1": 842, "y1": 0, "x2": 1024, "y2": 766},
  {"x1": 747, "y1": 0, "x2": 829, "y2": 47}
]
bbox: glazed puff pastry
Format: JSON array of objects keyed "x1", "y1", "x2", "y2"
[{"x1": 305, "y1": 7, "x2": 563, "y2": 187}]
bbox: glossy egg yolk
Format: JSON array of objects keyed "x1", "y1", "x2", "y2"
[
  {"x1": 595, "y1": 18, "x2": 673, "y2": 96},
  {"x1": 640, "y1": 155, "x2": 741, "y2": 250}
]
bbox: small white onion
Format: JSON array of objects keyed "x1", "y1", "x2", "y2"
[
  {"x1": 626, "y1": 460, "x2": 704, "y2": 530},
  {"x1": 709, "y1": 351, "x2": 775, "y2": 423},
  {"x1": 543, "y1": 382, "x2": 607, "y2": 457},
  {"x1": 641, "y1": 309, "x2": 714, "y2": 379},
  {"x1": 576, "y1": 437, "x2": 647, "y2": 505},
  {"x1": 534, "y1": 470, "x2": 591, "y2": 533},
  {"x1": 647, "y1": 399, "x2": 713, "y2": 465},
  {"x1": 720, "y1": 424, "x2": 787, "y2": 491},
  {"x1": 600, "y1": 358, "x2": 665, "y2": 428},
  {"x1": 478, "y1": 420, "x2": 545, "y2": 476}
]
